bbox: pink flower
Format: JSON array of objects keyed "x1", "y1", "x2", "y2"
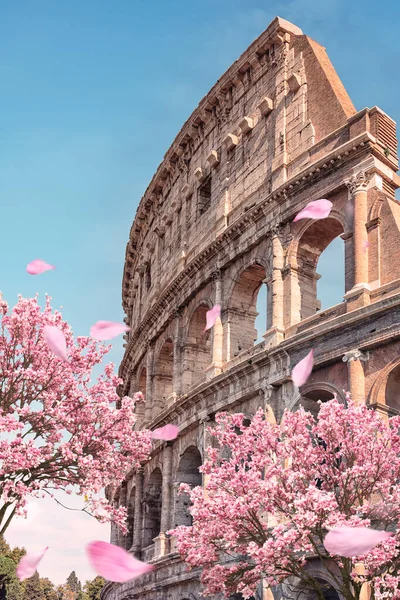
[
  {"x1": 86, "y1": 541, "x2": 153, "y2": 582},
  {"x1": 90, "y1": 321, "x2": 130, "y2": 341},
  {"x1": 16, "y1": 547, "x2": 48, "y2": 580},
  {"x1": 291, "y1": 349, "x2": 314, "y2": 387},
  {"x1": 293, "y1": 199, "x2": 333, "y2": 222},
  {"x1": 26, "y1": 260, "x2": 55, "y2": 275},
  {"x1": 152, "y1": 424, "x2": 179, "y2": 441},
  {"x1": 205, "y1": 305, "x2": 221, "y2": 332}
]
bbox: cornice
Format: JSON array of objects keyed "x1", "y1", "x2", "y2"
[{"x1": 119, "y1": 132, "x2": 376, "y2": 386}]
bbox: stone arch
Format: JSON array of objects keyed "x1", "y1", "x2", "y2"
[
  {"x1": 282, "y1": 558, "x2": 344, "y2": 599},
  {"x1": 152, "y1": 338, "x2": 174, "y2": 417},
  {"x1": 288, "y1": 383, "x2": 345, "y2": 416},
  {"x1": 369, "y1": 356, "x2": 400, "y2": 413},
  {"x1": 225, "y1": 260, "x2": 268, "y2": 360},
  {"x1": 174, "y1": 446, "x2": 202, "y2": 527},
  {"x1": 285, "y1": 216, "x2": 347, "y2": 324},
  {"x1": 125, "y1": 486, "x2": 135, "y2": 551},
  {"x1": 182, "y1": 302, "x2": 213, "y2": 392},
  {"x1": 142, "y1": 467, "x2": 162, "y2": 548}
]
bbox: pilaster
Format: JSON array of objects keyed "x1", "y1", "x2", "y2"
[
  {"x1": 131, "y1": 468, "x2": 144, "y2": 557},
  {"x1": 342, "y1": 349, "x2": 369, "y2": 405}
]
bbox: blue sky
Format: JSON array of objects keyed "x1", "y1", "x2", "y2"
[{"x1": 1, "y1": 0, "x2": 399, "y2": 586}]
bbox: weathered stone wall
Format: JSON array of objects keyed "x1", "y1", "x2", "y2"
[{"x1": 102, "y1": 15, "x2": 400, "y2": 600}]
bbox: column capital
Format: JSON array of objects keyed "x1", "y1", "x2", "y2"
[
  {"x1": 211, "y1": 268, "x2": 222, "y2": 281},
  {"x1": 345, "y1": 171, "x2": 372, "y2": 196},
  {"x1": 342, "y1": 349, "x2": 369, "y2": 363}
]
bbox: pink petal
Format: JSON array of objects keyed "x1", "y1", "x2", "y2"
[
  {"x1": 324, "y1": 526, "x2": 393, "y2": 557},
  {"x1": 86, "y1": 541, "x2": 153, "y2": 583},
  {"x1": 43, "y1": 325, "x2": 68, "y2": 361},
  {"x1": 26, "y1": 259, "x2": 55, "y2": 275},
  {"x1": 293, "y1": 199, "x2": 333, "y2": 222},
  {"x1": 291, "y1": 349, "x2": 314, "y2": 387},
  {"x1": 205, "y1": 305, "x2": 221, "y2": 332},
  {"x1": 152, "y1": 424, "x2": 179, "y2": 441},
  {"x1": 90, "y1": 321, "x2": 130, "y2": 341},
  {"x1": 17, "y1": 547, "x2": 48, "y2": 581}
]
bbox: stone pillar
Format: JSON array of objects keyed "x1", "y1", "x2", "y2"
[
  {"x1": 206, "y1": 268, "x2": 223, "y2": 378},
  {"x1": 172, "y1": 310, "x2": 182, "y2": 399},
  {"x1": 160, "y1": 443, "x2": 173, "y2": 533},
  {"x1": 154, "y1": 228, "x2": 164, "y2": 294},
  {"x1": 144, "y1": 344, "x2": 154, "y2": 423},
  {"x1": 342, "y1": 349, "x2": 369, "y2": 405},
  {"x1": 117, "y1": 483, "x2": 128, "y2": 548},
  {"x1": 154, "y1": 443, "x2": 174, "y2": 557},
  {"x1": 264, "y1": 231, "x2": 285, "y2": 348},
  {"x1": 131, "y1": 469, "x2": 144, "y2": 557},
  {"x1": 345, "y1": 172, "x2": 371, "y2": 309},
  {"x1": 110, "y1": 500, "x2": 119, "y2": 546}
]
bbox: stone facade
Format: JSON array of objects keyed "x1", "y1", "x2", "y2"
[{"x1": 101, "y1": 16, "x2": 400, "y2": 600}]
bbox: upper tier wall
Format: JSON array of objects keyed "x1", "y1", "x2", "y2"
[{"x1": 122, "y1": 17, "x2": 360, "y2": 317}]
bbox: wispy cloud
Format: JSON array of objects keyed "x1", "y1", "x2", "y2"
[{"x1": 6, "y1": 494, "x2": 109, "y2": 586}]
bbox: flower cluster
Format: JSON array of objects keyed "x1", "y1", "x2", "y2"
[
  {"x1": 0, "y1": 294, "x2": 152, "y2": 534},
  {"x1": 172, "y1": 399, "x2": 400, "y2": 599}
]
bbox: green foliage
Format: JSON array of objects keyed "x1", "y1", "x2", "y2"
[
  {"x1": 82, "y1": 576, "x2": 106, "y2": 600},
  {"x1": 24, "y1": 571, "x2": 45, "y2": 600},
  {"x1": 66, "y1": 571, "x2": 81, "y2": 595},
  {"x1": 0, "y1": 537, "x2": 25, "y2": 600},
  {"x1": 40, "y1": 577, "x2": 58, "y2": 600}
]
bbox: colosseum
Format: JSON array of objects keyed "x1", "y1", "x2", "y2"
[{"x1": 101, "y1": 15, "x2": 400, "y2": 600}]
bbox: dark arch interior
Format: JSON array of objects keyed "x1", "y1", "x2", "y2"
[
  {"x1": 142, "y1": 468, "x2": 162, "y2": 547},
  {"x1": 183, "y1": 305, "x2": 212, "y2": 390},
  {"x1": 300, "y1": 389, "x2": 335, "y2": 418},
  {"x1": 175, "y1": 446, "x2": 202, "y2": 527},
  {"x1": 386, "y1": 364, "x2": 400, "y2": 412}
]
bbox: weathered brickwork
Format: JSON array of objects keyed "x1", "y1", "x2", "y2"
[{"x1": 101, "y1": 16, "x2": 400, "y2": 600}]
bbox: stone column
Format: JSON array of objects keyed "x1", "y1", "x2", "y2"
[
  {"x1": 117, "y1": 483, "x2": 128, "y2": 548},
  {"x1": 265, "y1": 231, "x2": 285, "y2": 348},
  {"x1": 144, "y1": 344, "x2": 154, "y2": 424},
  {"x1": 207, "y1": 269, "x2": 223, "y2": 378},
  {"x1": 155, "y1": 443, "x2": 174, "y2": 557},
  {"x1": 172, "y1": 310, "x2": 182, "y2": 399},
  {"x1": 344, "y1": 172, "x2": 371, "y2": 310},
  {"x1": 131, "y1": 469, "x2": 144, "y2": 557},
  {"x1": 342, "y1": 349, "x2": 369, "y2": 405},
  {"x1": 110, "y1": 500, "x2": 119, "y2": 546},
  {"x1": 154, "y1": 228, "x2": 164, "y2": 294}
]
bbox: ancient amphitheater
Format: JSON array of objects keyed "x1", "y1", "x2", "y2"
[{"x1": 101, "y1": 16, "x2": 400, "y2": 600}]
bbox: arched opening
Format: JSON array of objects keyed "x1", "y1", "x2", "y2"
[
  {"x1": 142, "y1": 468, "x2": 162, "y2": 548},
  {"x1": 138, "y1": 367, "x2": 147, "y2": 397},
  {"x1": 125, "y1": 489, "x2": 135, "y2": 551},
  {"x1": 295, "y1": 218, "x2": 345, "y2": 320},
  {"x1": 306, "y1": 579, "x2": 340, "y2": 600},
  {"x1": 317, "y1": 236, "x2": 345, "y2": 310},
  {"x1": 385, "y1": 363, "x2": 400, "y2": 413},
  {"x1": 299, "y1": 389, "x2": 335, "y2": 419},
  {"x1": 174, "y1": 446, "x2": 202, "y2": 527},
  {"x1": 227, "y1": 264, "x2": 267, "y2": 359},
  {"x1": 153, "y1": 339, "x2": 174, "y2": 416},
  {"x1": 182, "y1": 305, "x2": 212, "y2": 392}
]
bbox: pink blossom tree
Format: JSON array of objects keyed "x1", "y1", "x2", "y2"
[
  {"x1": 0, "y1": 294, "x2": 151, "y2": 535},
  {"x1": 172, "y1": 398, "x2": 400, "y2": 600}
]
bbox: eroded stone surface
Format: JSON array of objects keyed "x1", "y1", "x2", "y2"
[{"x1": 102, "y1": 15, "x2": 400, "y2": 600}]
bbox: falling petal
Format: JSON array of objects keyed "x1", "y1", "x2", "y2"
[
  {"x1": 205, "y1": 305, "x2": 221, "y2": 332},
  {"x1": 90, "y1": 321, "x2": 130, "y2": 341},
  {"x1": 86, "y1": 541, "x2": 153, "y2": 582},
  {"x1": 152, "y1": 424, "x2": 179, "y2": 441},
  {"x1": 293, "y1": 199, "x2": 333, "y2": 222},
  {"x1": 324, "y1": 526, "x2": 393, "y2": 557},
  {"x1": 43, "y1": 326, "x2": 68, "y2": 361},
  {"x1": 17, "y1": 547, "x2": 48, "y2": 581},
  {"x1": 291, "y1": 349, "x2": 314, "y2": 387},
  {"x1": 26, "y1": 260, "x2": 55, "y2": 275}
]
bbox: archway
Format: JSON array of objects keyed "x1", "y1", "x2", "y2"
[
  {"x1": 125, "y1": 488, "x2": 135, "y2": 551},
  {"x1": 174, "y1": 446, "x2": 202, "y2": 527},
  {"x1": 227, "y1": 263, "x2": 267, "y2": 360},
  {"x1": 142, "y1": 468, "x2": 162, "y2": 548},
  {"x1": 290, "y1": 218, "x2": 345, "y2": 322},
  {"x1": 182, "y1": 305, "x2": 212, "y2": 391},
  {"x1": 153, "y1": 339, "x2": 174, "y2": 417},
  {"x1": 299, "y1": 388, "x2": 335, "y2": 419}
]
